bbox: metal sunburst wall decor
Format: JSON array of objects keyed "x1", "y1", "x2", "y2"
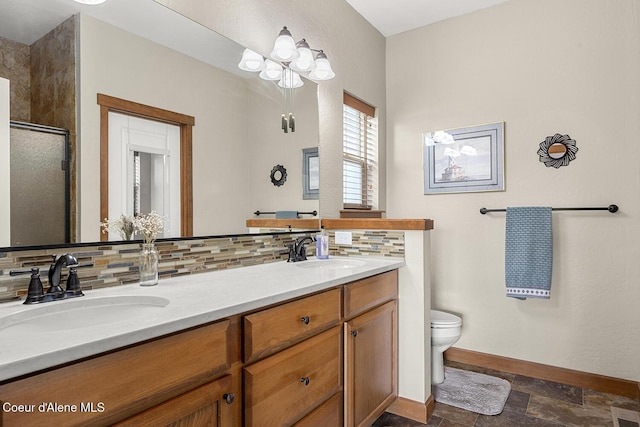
[
  {"x1": 270, "y1": 164, "x2": 287, "y2": 186},
  {"x1": 537, "y1": 133, "x2": 578, "y2": 168}
]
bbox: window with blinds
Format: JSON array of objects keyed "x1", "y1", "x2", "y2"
[{"x1": 343, "y1": 93, "x2": 377, "y2": 209}]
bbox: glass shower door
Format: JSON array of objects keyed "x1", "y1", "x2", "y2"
[{"x1": 10, "y1": 122, "x2": 70, "y2": 246}]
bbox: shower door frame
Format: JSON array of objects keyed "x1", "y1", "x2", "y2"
[{"x1": 9, "y1": 121, "x2": 71, "y2": 245}]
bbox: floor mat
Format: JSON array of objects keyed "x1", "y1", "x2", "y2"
[{"x1": 433, "y1": 367, "x2": 511, "y2": 416}]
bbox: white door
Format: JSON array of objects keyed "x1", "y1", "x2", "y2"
[{"x1": 108, "y1": 112, "x2": 180, "y2": 239}]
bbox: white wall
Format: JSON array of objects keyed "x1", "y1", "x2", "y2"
[
  {"x1": 156, "y1": 0, "x2": 388, "y2": 218},
  {"x1": 79, "y1": 14, "x2": 323, "y2": 240},
  {"x1": 79, "y1": 14, "x2": 250, "y2": 240},
  {"x1": 387, "y1": 0, "x2": 640, "y2": 382},
  {"x1": 247, "y1": 77, "x2": 319, "y2": 214},
  {"x1": 0, "y1": 78, "x2": 9, "y2": 246}
]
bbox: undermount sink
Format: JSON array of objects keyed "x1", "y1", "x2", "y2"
[
  {"x1": 0, "y1": 295, "x2": 170, "y2": 335},
  {"x1": 295, "y1": 258, "x2": 366, "y2": 270}
]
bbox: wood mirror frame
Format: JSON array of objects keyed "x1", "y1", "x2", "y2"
[{"x1": 98, "y1": 94, "x2": 194, "y2": 241}]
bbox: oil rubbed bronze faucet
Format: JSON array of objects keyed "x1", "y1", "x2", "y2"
[
  {"x1": 287, "y1": 236, "x2": 316, "y2": 262},
  {"x1": 47, "y1": 253, "x2": 84, "y2": 299},
  {"x1": 10, "y1": 253, "x2": 92, "y2": 304}
]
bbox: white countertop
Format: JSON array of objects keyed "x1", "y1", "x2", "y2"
[{"x1": 0, "y1": 256, "x2": 404, "y2": 382}]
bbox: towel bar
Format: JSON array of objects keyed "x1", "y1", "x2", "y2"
[
  {"x1": 480, "y1": 204, "x2": 618, "y2": 214},
  {"x1": 254, "y1": 210, "x2": 318, "y2": 216}
]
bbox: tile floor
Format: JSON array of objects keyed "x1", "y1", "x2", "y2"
[{"x1": 372, "y1": 361, "x2": 640, "y2": 427}]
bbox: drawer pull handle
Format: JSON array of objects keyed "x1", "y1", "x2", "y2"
[
  {"x1": 300, "y1": 376, "x2": 311, "y2": 386},
  {"x1": 300, "y1": 316, "x2": 311, "y2": 325},
  {"x1": 223, "y1": 393, "x2": 235, "y2": 404},
  {"x1": 351, "y1": 330, "x2": 358, "y2": 337}
]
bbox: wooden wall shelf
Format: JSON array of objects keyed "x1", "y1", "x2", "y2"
[
  {"x1": 321, "y1": 218, "x2": 434, "y2": 231},
  {"x1": 245, "y1": 219, "x2": 320, "y2": 229}
]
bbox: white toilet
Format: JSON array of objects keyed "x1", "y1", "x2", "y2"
[{"x1": 430, "y1": 309, "x2": 462, "y2": 384}]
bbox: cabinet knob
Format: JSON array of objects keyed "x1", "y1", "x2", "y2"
[
  {"x1": 300, "y1": 316, "x2": 310, "y2": 325},
  {"x1": 300, "y1": 376, "x2": 310, "y2": 386},
  {"x1": 223, "y1": 393, "x2": 235, "y2": 404},
  {"x1": 351, "y1": 330, "x2": 358, "y2": 337}
]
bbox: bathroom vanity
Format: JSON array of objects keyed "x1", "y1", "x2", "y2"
[{"x1": 0, "y1": 257, "x2": 403, "y2": 426}]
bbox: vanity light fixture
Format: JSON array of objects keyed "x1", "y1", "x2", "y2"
[
  {"x1": 308, "y1": 50, "x2": 335, "y2": 81},
  {"x1": 259, "y1": 59, "x2": 283, "y2": 81},
  {"x1": 237, "y1": 26, "x2": 335, "y2": 133},
  {"x1": 270, "y1": 27, "x2": 300, "y2": 62},
  {"x1": 238, "y1": 48, "x2": 266, "y2": 72}
]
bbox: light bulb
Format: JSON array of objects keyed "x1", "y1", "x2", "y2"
[
  {"x1": 259, "y1": 59, "x2": 283, "y2": 81},
  {"x1": 278, "y1": 70, "x2": 304, "y2": 88},
  {"x1": 308, "y1": 51, "x2": 335, "y2": 81},
  {"x1": 290, "y1": 39, "x2": 316, "y2": 72},
  {"x1": 270, "y1": 27, "x2": 300, "y2": 62},
  {"x1": 238, "y1": 48, "x2": 265, "y2": 72}
]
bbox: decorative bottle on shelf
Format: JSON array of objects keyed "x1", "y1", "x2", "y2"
[
  {"x1": 139, "y1": 243, "x2": 159, "y2": 286},
  {"x1": 316, "y1": 228, "x2": 329, "y2": 259}
]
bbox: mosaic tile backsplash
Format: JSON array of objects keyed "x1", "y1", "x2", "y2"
[{"x1": 0, "y1": 230, "x2": 405, "y2": 302}]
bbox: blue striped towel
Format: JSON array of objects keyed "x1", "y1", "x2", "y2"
[
  {"x1": 275, "y1": 211, "x2": 298, "y2": 219},
  {"x1": 505, "y1": 207, "x2": 553, "y2": 299}
]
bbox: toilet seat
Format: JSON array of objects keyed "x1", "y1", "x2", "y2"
[{"x1": 431, "y1": 310, "x2": 462, "y2": 328}]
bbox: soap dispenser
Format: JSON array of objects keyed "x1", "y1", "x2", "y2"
[{"x1": 316, "y1": 227, "x2": 329, "y2": 259}]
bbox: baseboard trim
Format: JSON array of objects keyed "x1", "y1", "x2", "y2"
[
  {"x1": 445, "y1": 347, "x2": 640, "y2": 400},
  {"x1": 387, "y1": 395, "x2": 435, "y2": 423}
]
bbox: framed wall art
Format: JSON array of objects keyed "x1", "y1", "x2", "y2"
[
  {"x1": 423, "y1": 122, "x2": 504, "y2": 194},
  {"x1": 302, "y1": 147, "x2": 319, "y2": 199}
]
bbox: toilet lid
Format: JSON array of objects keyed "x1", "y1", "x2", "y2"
[{"x1": 431, "y1": 310, "x2": 462, "y2": 327}]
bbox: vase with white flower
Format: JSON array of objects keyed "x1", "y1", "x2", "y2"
[
  {"x1": 100, "y1": 214, "x2": 135, "y2": 241},
  {"x1": 134, "y1": 211, "x2": 166, "y2": 286}
]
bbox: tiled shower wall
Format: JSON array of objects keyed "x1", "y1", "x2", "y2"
[
  {"x1": 0, "y1": 230, "x2": 404, "y2": 302},
  {"x1": 1, "y1": 15, "x2": 79, "y2": 242}
]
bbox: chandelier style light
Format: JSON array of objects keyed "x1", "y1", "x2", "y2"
[{"x1": 238, "y1": 26, "x2": 335, "y2": 133}]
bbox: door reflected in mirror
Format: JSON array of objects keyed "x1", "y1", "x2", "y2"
[{"x1": 107, "y1": 111, "x2": 180, "y2": 241}]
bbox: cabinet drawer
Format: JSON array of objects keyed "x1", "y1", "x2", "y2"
[
  {"x1": 294, "y1": 392, "x2": 342, "y2": 427},
  {"x1": 244, "y1": 288, "x2": 341, "y2": 363},
  {"x1": 244, "y1": 325, "x2": 342, "y2": 426},
  {"x1": 114, "y1": 375, "x2": 234, "y2": 427},
  {"x1": 0, "y1": 320, "x2": 232, "y2": 427},
  {"x1": 344, "y1": 270, "x2": 398, "y2": 320}
]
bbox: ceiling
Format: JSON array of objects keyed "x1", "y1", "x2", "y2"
[
  {"x1": 0, "y1": 0, "x2": 244, "y2": 75},
  {"x1": 0, "y1": 0, "x2": 508, "y2": 44},
  {"x1": 0, "y1": 0, "x2": 513, "y2": 68},
  {"x1": 345, "y1": 0, "x2": 511, "y2": 37}
]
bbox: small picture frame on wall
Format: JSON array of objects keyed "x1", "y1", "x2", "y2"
[
  {"x1": 423, "y1": 122, "x2": 504, "y2": 194},
  {"x1": 302, "y1": 147, "x2": 319, "y2": 199}
]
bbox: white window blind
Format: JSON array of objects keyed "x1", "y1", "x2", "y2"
[
  {"x1": 133, "y1": 151, "x2": 141, "y2": 216},
  {"x1": 343, "y1": 94, "x2": 377, "y2": 209}
]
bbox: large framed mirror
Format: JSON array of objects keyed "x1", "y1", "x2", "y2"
[{"x1": 0, "y1": 0, "x2": 320, "y2": 249}]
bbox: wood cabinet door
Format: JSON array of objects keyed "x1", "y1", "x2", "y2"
[
  {"x1": 113, "y1": 375, "x2": 235, "y2": 427},
  {"x1": 0, "y1": 320, "x2": 233, "y2": 427},
  {"x1": 344, "y1": 300, "x2": 397, "y2": 427}
]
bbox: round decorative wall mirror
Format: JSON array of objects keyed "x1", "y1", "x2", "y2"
[
  {"x1": 270, "y1": 164, "x2": 287, "y2": 186},
  {"x1": 537, "y1": 133, "x2": 578, "y2": 168}
]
